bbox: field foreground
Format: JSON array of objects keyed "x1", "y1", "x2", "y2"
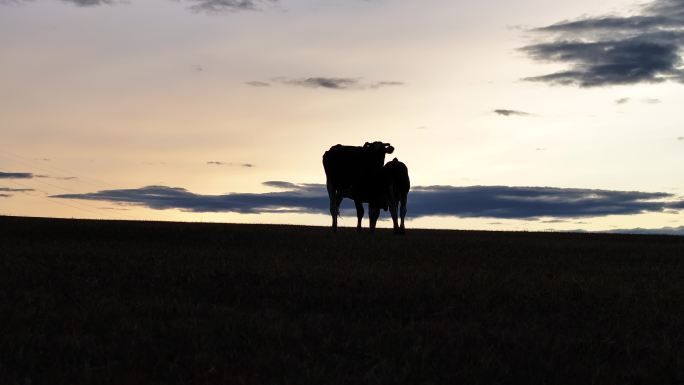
[{"x1": 2, "y1": 216, "x2": 684, "y2": 384}]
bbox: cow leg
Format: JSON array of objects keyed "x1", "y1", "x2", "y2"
[
  {"x1": 327, "y1": 181, "x2": 338, "y2": 232},
  {"x1": 369, "y1": 206, "x2": 380, "y2": 233},
  {"x1": 399, "y1": 195, "x2": 407, "y2": 234},
  {"x1": 354, "y1": 200, "x2": 364, "y2": 232}
]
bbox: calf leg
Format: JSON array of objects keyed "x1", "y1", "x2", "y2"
[
  {"x1": 387, "y1": 187, "x2": 400, "y2": 234},
  {"x1": 399, "y1": 195, "x2": 407, "y2": 234},
  {"x1": 355, "y1": 200, "x2": 364, "y2": 232},
  {"x1": 389, "y1": 200, "x2": 400, "y2": 234}
]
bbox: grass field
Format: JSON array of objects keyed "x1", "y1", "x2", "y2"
[{"x1": 2, "y1": 215, "x2": 684, "y2": 384}]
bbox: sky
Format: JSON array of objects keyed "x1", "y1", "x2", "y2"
[{"x1": 1, "y1": 0, "x2": 684, "y2": 234}]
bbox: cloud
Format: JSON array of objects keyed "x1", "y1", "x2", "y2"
[
  {"x1": 616, "y1": 97, "x2": 662, "y2": 104},
  {"x1": 53, "y1": 183, "x2": 684, "y2": 220},
  {"x1": 0, "y1": 171, "x2": 74, "y2": 180},
  {"x1": 0, "y1": 187, "x2": 34, "y2": 192},
  {"x1": 0, "y1": 172, "x2": 33, "y2": 179},
  {"x1": 207, "y1": 161, "x2": 254, "y2": 168},
  {"x1": 494, "y1": 109, "x2": 531, "y2": 117},
  {"x1": 0, "y1": 186, "x2": 34, "y2": 198},
  {"x1": 606, "y1": 226, "x2": 684, "y2": 236},
  {"x1": 184, "y1": 0, "x2": 275, "y2": 13},
  {"x1": 35, "y1": 174, "x2": 78, "y2": 180},
  {"x1": 407, "y1": 185, "x2": 679, "y2": 218},
  {"x1": 678, "y1": 136, "x2": 684, "y2": 141},
  {"x1": 369, "y1": 81, "x2": 405, "y2": 89},
  {"x1": 522, "y1": 0, "x2": 684, "y2": 87},
  {"x1": 643, "y1": 98, "x2": 662, "y2": 104},
  {"x1": 54, "y1": 183, "x2": 328, "y2": 214},
  {"x1": 262, "y1": 181, "x2": 299, "y2": 189},
  {"x1": 246, "y1": 81, "x2": 271, "y2": 87},
  {"x1": 282, "y1": 77, "x2": 360, "y2": 90},
  {"x1": 1, "y1": 0, "x2": 275, "y2": 12},
  {"x1": 270, "y1": 77, "x2": 404, "y2": 90},
  {"x1": 61, "y1": 0, "x2": 120, "y2": 6}
]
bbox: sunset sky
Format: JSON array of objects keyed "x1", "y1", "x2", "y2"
[{"x1": 2, "y1": 0, "x2": 684, "y2": 233}]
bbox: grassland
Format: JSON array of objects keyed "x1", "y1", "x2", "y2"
[{"x1": 2, "y1": 215, "x2": 684, "y2": 384}]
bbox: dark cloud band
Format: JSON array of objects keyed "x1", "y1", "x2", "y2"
[{"x1": 53, "y1": 183, "x2": 684, "y2": 220}]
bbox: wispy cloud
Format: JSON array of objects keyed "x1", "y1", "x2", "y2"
[
  {"x1": 0, "y1": 172, "x2": 33, "y2": 179},
  {"x1": 369, "y1": 81, "x2": 405, "y2": 89},
  {"x1": 0, "y1": 187, "x2": 34, "y2": 192},
  {"x1": 267, "y1": 77, "x2": 404, "y2": 90},
  {"x1": 53, "y1": 183, "x2": 684, "y2": 220},
  {"x1": 35, "y1": 174, "x2": 78, "y2": 181},
  {"x1": 61, "y1": 0, "x2": 120, "y2": 6},
  {"x1": 207, "y1": 161, "x2": 254, "y2": 168},
  {"x1": 282, "y1": 77, "x2": 360, "y2": 90},
  {"x1": 494, "y1": 109, "x2": 531, "y2": 117},
  {"x1": 1, "y1": 0, "x2": 276, "y2": 12},
  {"x1": 246, "y1": 81, "x2": 271, "y2": 87},
  {"x1": 522, "y1": 0, "x2": 684, "y2": 87},
  {"x1": 262, "y1": 181, "x2": 298, "y2": 189},
  {"x1": 184, "y1": 0, "x2": 276, "y2": 13},
  {"x1": 616, "y1": 97, "x2": 662, "y2": 104},
  {"x1": 0, "y1": 186, "x2": 34, "y2": 198}
]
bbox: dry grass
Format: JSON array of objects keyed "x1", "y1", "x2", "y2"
[{"x1": 2, "y1": 216, "x2": 684, "y2": 384}]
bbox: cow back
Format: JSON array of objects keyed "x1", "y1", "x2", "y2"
[{"x1": 323, "y1": 145, "x2": 386, "y2": 192}]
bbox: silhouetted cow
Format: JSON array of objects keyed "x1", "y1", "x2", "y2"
[
  {"x1": 367, "y1": 158, "x2": 410, "y2": 234},
  {"x1": 322, "y1": 141, "x2": 394, "y2": 232}
]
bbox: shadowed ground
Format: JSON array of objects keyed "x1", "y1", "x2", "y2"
[{"x1": 2, "y1": 216, "x2": 684, "y2": 384}]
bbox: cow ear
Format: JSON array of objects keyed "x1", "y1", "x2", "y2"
[
  {"x1": 364, "y1": 142, "x2": 371, "y2": 148},
  {"x1": 386, "y1": 146, "x2": 395, "y2": 154}
]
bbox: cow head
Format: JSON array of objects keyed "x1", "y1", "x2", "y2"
[{"x1": 363, "y1": 141, "x2": 394, "y2": 154}]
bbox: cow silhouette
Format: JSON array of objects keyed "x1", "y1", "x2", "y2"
[{"x1": 322, "y1": 142, "x2": 394, "y2": 232}]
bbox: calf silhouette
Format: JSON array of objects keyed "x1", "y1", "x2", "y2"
[{"x1": 366, "y1": 158, "x2": 410, "y2": 234}]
